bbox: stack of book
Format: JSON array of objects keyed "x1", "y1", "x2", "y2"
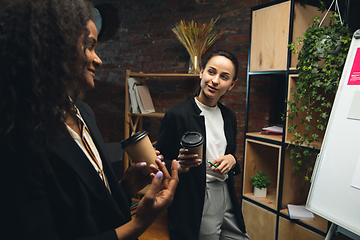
[
  {"x1": 260, "y1": 125, "x2": 283, "y2": 135},
  {"x1": 287, "y1": 204, "x2": 315, "y2": 220},
  {"x1": 127, "y1": 78, "x2": 155, "y2": 114}
]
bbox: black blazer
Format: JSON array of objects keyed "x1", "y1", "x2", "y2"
[
  {"x1": 156, "y1": 96, "x2": 246, "y2": 240},
  {"x1": 8, "y1": 100, "x2": 131, "y2": 240}
]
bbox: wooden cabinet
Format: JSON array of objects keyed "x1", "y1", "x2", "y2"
[
  {"x1": 249, "y1": 1, "x2": 331, "y2": 72},
  {"x1": 278, "y1": 217, "x2": 324, "y2": 240},
  {"x1": 243, "y1": 1, "x2": 333, "y2": 239},
  {"x1": 123, "y1": 70, "x2": 199, "y2": 173},
  {"x1": 243, "y1": 139, "x2": 281, "y2": 210},
  {"x1": 242, "y1": 200, "x2": 277, "y2": 240},
  {"x1": 285, "y1": 74, "x2": 335, "y2": 148}
]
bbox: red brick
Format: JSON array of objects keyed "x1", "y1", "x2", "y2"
[
  {"x1": 134, "y1": 55, "x2": 152, "y2": 62},
  {"x1": 131, "y1": 26, "x2": 149, "y2": 32},
  {"x1": 142, "y1": 62, "x2": 162, "y2": 69},
  {"x1": 229, "y1": 35, "x2": 249, "y2": 43},
  {"x1": 141, "y1": 47, "x2": 162, "y2": 54},
  {"x1": 203, "y1": 2, "x2": 227, "y2": 9},
  {"x1": 152, "y1": 8, "x2": 174, "y2": 15},
  {"x1": 231, "y1": 1, "x2": 257, "y2": 8},
  {"x1": 120, "y1": 48, "x2": 141, "y2": 55},
  {"x1": 165, "y1": 0, "x2": 186, "y2": 6},
  {"x1": 142, "y1": 17, "x2": 162, "y2": 24},
  {"x1": 152, "y1": 24, "x2": 173, "y2": 31},
  {"x1": 249, "y1": 113, "x2": 270, "y2": 121},
  {"x1": 153, "y1": 55, "x2": 175, "y2": 62},
  {"x1": 131, "y1": 41, "x2": 151, "y2": 47},
  {"x1": 121, "y1": 34, "x2": 141, "y2": 41},
  {"x1": 152, "y1": 39, "x2": 173, "y2": 46}
]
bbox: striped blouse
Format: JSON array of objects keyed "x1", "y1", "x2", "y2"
[{"x1": 65, "y1": 106, "x2": 111, "y2": 192}]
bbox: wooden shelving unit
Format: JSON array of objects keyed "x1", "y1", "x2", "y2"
[
  {"x1": 242, "y1": 1, "x2": 335, "y2": 239},
  {"x1": 285, "y1": 74, "x2": 335, "y2": 149},
  {"x1": 124, "y1": 70, "x2": 199, "y2": 173}
]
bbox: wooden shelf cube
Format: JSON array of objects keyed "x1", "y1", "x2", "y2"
[
  {"x1": 280, "y1": 146, "x2": 328, "y2": 233},
  {"x1": 250, "y1": 2, "x2": 331, "y2": 72},
  {"x1": 242, "y1": 200, "x2": 276, "y2": 240},
  {"x1": 243, "y1": 139, "x2": 281, "y2": 210},
  {"x1": 285, "y1": 74, "x2": 335, "y2": 149},
  {"x1": 247, "y1": 74, "x2": 286, "y2": 134},
  {"x1": 278, "y1": 217, "x2": 324, "y2": 240}
]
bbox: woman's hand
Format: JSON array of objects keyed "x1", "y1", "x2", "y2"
[
  {"x1": 132, "y1": 158, "x2": 179, "y2": 232},
  {"x1": 119, "y1": 151, "x2": 162, "y2": 196},
  {"x1": 115, "y1": 158, "x2": 178, "y2": 240},
  {"x1": 176, "y1": 148, "x2": 202, "y2": 173},
  {"x1": 209, "y1": 154, "x2": 236, "y2": 175}
]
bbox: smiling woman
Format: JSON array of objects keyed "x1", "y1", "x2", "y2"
[
  {"x1": 1, "y1": 0, "x2": 178, "y2": 239},
  {"x1": 198, "y1": 55, "x2": 236, "y2": 107},
  {"x1": 156, "y1": 50, "x2": 251, "y2": 240},
  {"x1": 84, "y1": 20, "x2": 103, "y2": 90}
]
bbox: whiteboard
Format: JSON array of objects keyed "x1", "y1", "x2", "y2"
[{"x1": 306, "y1": 30, "x2": 360, "y2": 237}]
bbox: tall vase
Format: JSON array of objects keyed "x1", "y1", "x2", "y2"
[{"x1": 188, "y1": 55, "x2": 201, "y2": 74}]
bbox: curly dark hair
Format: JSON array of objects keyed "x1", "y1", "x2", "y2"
[{"x1": 0, "y1": 0, "x2": 93, "y2": 152}]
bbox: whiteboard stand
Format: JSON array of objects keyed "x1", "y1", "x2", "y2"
[
  {"x1": 325, "y1": 223, "x2": 337, "y2": 240},
  {"x1": 325, "y1": 223, "x2": 360, "y2": 240},
  {"x1": 337, "y1": 226, "x2": 360, "y2": 240}
]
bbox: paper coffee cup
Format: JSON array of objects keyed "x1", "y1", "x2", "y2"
[
  {"x1": 180, "y1": 131, "x2": 204, "y2": 163},
  {"x1": 121, "y1": 130, "x2": 157, "y2": 175}
]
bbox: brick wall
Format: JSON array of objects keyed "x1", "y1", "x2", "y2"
[{"x1": 87, "y1": 0, "x2": 277, "y2": 196}]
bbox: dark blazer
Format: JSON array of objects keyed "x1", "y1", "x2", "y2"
[
  {"x1": 156, "y1": 96, "x2": 246, "y2": 240},
  {"x1": 8, "y1": 100, "x2": 131, "y2": 240}
]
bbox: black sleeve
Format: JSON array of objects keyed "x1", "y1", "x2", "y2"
[{"x1": 156, "y1": 110, "x2": 182, "y2": 173}]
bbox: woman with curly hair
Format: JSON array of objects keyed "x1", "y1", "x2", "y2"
[{"x1": 1, "y1": 0, "x2": 178, "y2": 239}]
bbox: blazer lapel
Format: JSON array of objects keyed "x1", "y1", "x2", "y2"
[
  {"x1": 77, "y1": 102, "x2": 131, "y2": 220},
  {"x1": 51, "y1": 127, "x2": 125, "y2": 219}
]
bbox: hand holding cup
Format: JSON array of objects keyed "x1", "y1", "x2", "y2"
[{"x1": 177, "y1": 131, "x2": 204, "y2": 173}]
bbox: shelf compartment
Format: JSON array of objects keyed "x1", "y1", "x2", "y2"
[
  {"x1": 279, "y1": 146, "x2": 328, "y2": 233},
  {"x1": 247, "y1": 74, "x2": 286, "y2": 134},
  {"x1": 250, "y1": 1, "x2": 291, "y2": 71},
  {"x1": 243, "y1": 139, "x2": 281, "y2": 210},
  {"x1": 285, "y1": 74, "x2": 335, "y2": 149},
  {"x1": 289, "y1": 3, "x2": 332, "y2": 69},
  {"x1": 242, "y1": 200, "x2": 276, "y2": 240},
  {"x1": 278, "y1": 217, "x2": 324, "y2": 240},
  {"x1": 281, "y1": 146, "x2": 314, "y2": 208},
  {"x1": 246, "y1": 132, "x2": 282, "y2": 143},
  {"x1": 250, "y1": 1, "x2": 332, "y2": 72},
  {"x1": 279, "y1": 208, "x2": 328, "y2": 234}
]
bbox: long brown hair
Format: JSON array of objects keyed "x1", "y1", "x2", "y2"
[{"x1": 0, "y1": 0, "x2": 93, "y2": 153}]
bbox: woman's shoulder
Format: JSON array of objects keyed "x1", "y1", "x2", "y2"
[
  {"x1": 166, "y1": 98, "x2": 194, "y2": 116},
  {"x1": 218, "y1": 102, "x2": 236, "y2": 116},
  {"x1": 75, "y1": 100, "x2": 94, "y2": 117}
]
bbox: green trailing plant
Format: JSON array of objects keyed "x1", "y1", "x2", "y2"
[
  {"x1": 250, "y1": 171, "x2": 271, "y2": 189},
  {"x1": 287, "y1": 2, "x2": 352, "y2": 181}
]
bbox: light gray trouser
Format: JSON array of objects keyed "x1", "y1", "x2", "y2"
[{"x1": 199, "y1": 180, "x2": 251, "y2": 240}]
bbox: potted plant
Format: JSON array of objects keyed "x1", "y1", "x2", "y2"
[
  {"x1": 287, "y1": 1, "x2": 352, "y2": 181},
  {"x1": 250, "y1": 170, "x2": 271, "y2": 198}
]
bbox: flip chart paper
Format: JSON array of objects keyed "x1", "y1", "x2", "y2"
[{"x1": 348, "y1": 48, "x2": 360, "y2": 85}]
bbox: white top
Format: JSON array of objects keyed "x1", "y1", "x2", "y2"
[{"x1": 195, "y1": 97, "x2": 228, "y2": 182}]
